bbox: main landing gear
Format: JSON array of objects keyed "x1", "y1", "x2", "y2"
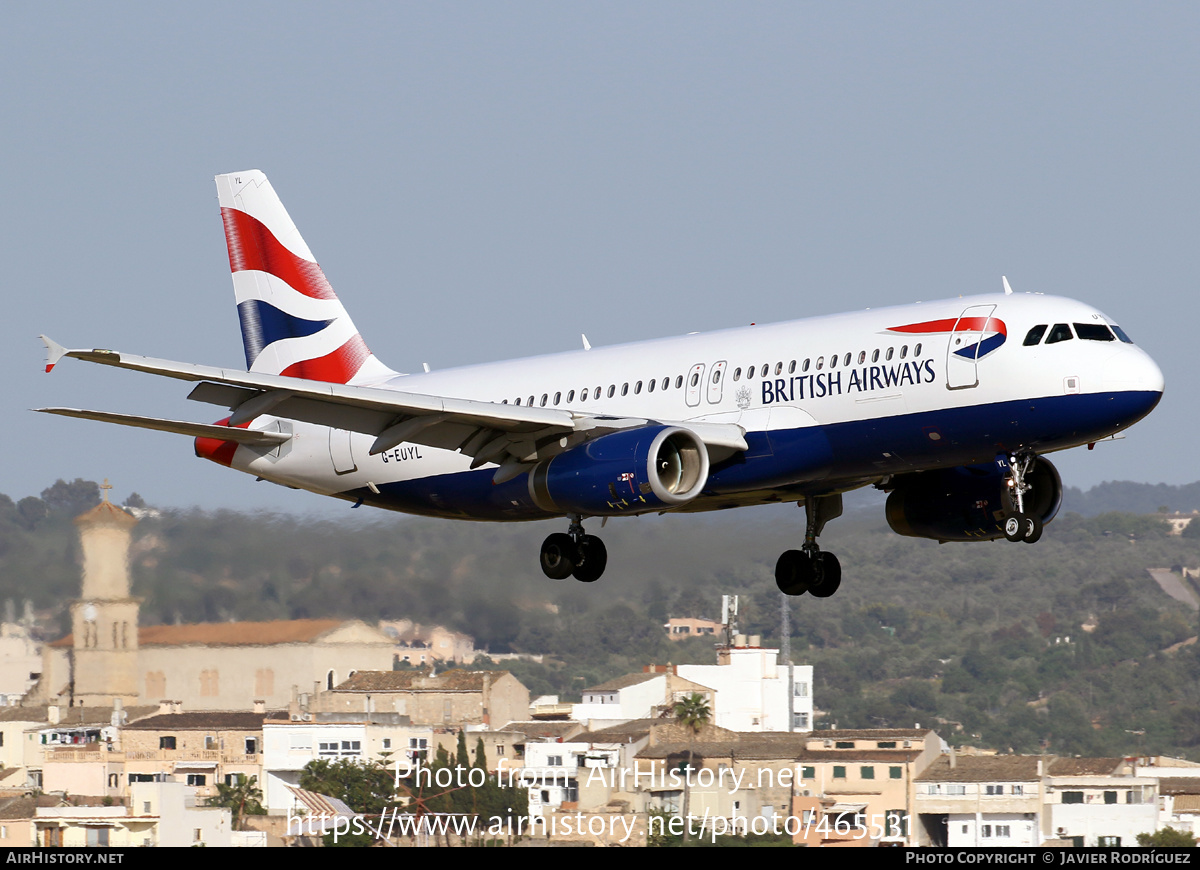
[
  {"x1": 1001, "y1": 452, "x2": 1043, "y2": 543},
  {"x1": 540, "y1": 515, "x2": 608, "y2": 583},
  {"x1": 776, "y1": 494, "x2": 843, "y2": 598}
]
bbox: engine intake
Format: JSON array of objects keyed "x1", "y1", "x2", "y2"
[{"x1": 529, "y1": 425, "x2": 709, "y2": 516}]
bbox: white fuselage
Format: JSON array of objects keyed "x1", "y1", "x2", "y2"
[{"x1": 231, "y1": 291, "x2": 1163, "y2": 520}]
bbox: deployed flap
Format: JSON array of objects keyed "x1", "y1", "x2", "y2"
[{"x1": 35, "y1": 408, "x2": 291, "y2": 445}]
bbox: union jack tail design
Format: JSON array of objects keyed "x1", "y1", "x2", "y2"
[{"x1": 215, "y1": 171, "x2": 396, "y2": 385}]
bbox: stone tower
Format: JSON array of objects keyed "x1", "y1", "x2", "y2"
[{"x1": 69, "y1": 494, "x2": 140, "y2": 706}]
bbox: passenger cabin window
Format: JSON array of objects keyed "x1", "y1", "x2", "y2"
[
  {"x1": 647, "y1": 378, "x2": 656, "y2": 392},
  {"x1": 675, "y1": 375, "x2": 683, "y2": 389},
  {"x1": 733, "y1": 367, "x2": 742, "y2": 380},
  {"x1": 760, "y1": 364, "x2": 769, "y2": 377},
  {"x1": 1075, "y1": 323, "x2": 1115, "y2": 341},
  {"x1": 871, "y1": 349, "x2": 879, "y2": 363},
  {"x1": 1024, "y1": 324, "x2": 1047, "y2": 346},
  {"x1": 1046, "y1": 323, "x2": 1074, "y2": 344},
  {"x1": 843, "y1": 352, "x2": 851, "y2": 366}
]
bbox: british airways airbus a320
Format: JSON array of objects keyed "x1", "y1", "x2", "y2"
[{"x1": 38, "y1": 171, "x2": 1164, "y2": 597}]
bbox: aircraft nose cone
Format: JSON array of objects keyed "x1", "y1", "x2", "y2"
[
  {"x1": 1101, "y1": 348, "x2": 1164, "y2": 424},
  {"x1": 1103, "y1": 348, "x2": 1165, "y2": 395}
]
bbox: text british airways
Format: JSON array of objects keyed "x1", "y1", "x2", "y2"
[{"x1": 761, "y1": 360, "x2": 936, "y2": 404}]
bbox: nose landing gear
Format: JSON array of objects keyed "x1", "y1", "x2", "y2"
[
  {"x1": 1001, "y1": 452, "x2": 1044, "y2": 543},
  {"x1": 540, "y1": 515, "x2": 608, "y2": 583}
]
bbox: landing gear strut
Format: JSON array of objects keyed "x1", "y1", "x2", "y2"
[
  {"x1": 540, "y1": 515, "x2": 608, "y2": 583},
  {"x1": 1001, "y1": 452, "x2": 1043, "y2": 544},
  {"x1": 776, "y1": 494, "x2": 843, "y2": 597}
]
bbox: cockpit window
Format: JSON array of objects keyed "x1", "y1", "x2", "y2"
[
  {"x1": 1074, "y1": 323, "x2": 1114, "y2": 341},
  {"x1": 1045, "y1": 323, "x2": 1074, "y2": 344},
  {"x1": 1023, "y1": 324, "x2": 1047, "y2": 346},
  {"x1": 1110, "y1": 325, "x2": 1134, "y2": 344}
]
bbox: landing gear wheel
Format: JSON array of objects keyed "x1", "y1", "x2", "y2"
[
  {"x1": 1023, "y1": 513, "x2": 1043, "y2": 544},
  {"x1": 1003, "y1": 512, "x2": 1025, "y2": 543},
  {"x1": 809, "y1": 552, "x2": 842, "y2": 598},
  {"x1": 572, "y1": 535, "x2": 608, "y2": 583},
  {"x1": 775, "y1": 550, "x2": 814, "y2": 596},
  {"x1": 539, "y1": 533, "x2": 577, "y2": 580}
]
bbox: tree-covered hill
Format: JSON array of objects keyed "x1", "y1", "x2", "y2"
[{"x1": 5, "y1": 478, "x2": 1200, "y2": 759}]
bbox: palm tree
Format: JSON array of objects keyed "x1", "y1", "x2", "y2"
[
  {"x1": 672, "y1": 692, "x2": 710, "y2": 844},
  {"x1": 205, "y1": 774, "x2": 265, "y2": 830}
]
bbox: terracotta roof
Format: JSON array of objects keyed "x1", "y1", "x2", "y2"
[
  {"x1": 0, "y1": 796, "x2": 36, "y2": 820},
  {"x1": 807, "y1": 729, "x2": 932, "y2": 740},
  {"x1": 52, "y1": 618, "x2": 356, "y2": 648},
  {"x1": 74, "y1": 501, "x2": 136, "y2": 528},
  {"x1": 0, "y1": 706, "x2": 159, "y2": 726},
  {"x1": 1157, "y1": 778, "x2": 1200, "y2": 796},
  {"x1": 1046, "y1": 757, "x2": 1126, "y2": 777},
  {"x1": 122, "y1": 711, "x2": 287, "y2": 731},
  {"x1": 582, "y1": 673, "x2": 661, "y2": 693},
  {"x1": 637, "y1": 736, "x2": 922, "y2": 762},
  {"x1": 572, "y1": 720, "x2": 659, "y2": 743},
  {"x1": 916, "y1": 755, "x2": 1046, "y2": 783},
  {"x1": 1173, "y1": 795, "x2": 1200, "y2": 813},
  {"x1": 500, "y1": 721, "x2": 583, "y2": 741},
  {"x1": 334, "y1": 670, "x2": 511, "y2": 693}
]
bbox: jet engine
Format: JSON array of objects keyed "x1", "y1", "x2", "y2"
[
  {"x1": 885, "y1": 457, "x2": 1062, "y2": 542},
  {"x1": 529, "y1": 425, "x2": 709, "y2": 516}
]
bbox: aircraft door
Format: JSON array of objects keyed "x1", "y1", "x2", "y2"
[
  {"x1": 685, "y1": 363, "x2": 706, "y2": 408},
  {"x1": 946, "y1": 304, "x2": 997, "y2": 390},
  {"x1": 329, "y1": 428, "x2": 357, "y2": 474},
  {"x1": 706, "y1": 361, "x2": 727, "y2": 404}
]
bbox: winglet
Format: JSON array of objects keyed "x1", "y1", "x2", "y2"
[
  {"x1": 582, "y1": 334, "x2": 592, "y2": 351},
  {"x1": 1002, "y1": 276, "x2": 1014, "y2": 296},
  {"x1": 40, "y1": 335, "x2": 68, "y2": 373}
]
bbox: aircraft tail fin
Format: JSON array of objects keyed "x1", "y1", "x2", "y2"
[{"x1": 215, "y1": 171, "x2": 397, "y2": 385}]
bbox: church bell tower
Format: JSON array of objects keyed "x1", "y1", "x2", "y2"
[{"x1": 69, "y1": 486, "x2": 140, "y2": 706}]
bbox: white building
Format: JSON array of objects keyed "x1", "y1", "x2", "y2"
[
  {"x1": 261, "y1": 720, "x2": 432, "y2": 813},
  {"x1": 676, "y1": 642, "x2": 812, "y2": 732},
  {"x1": 913, "y1": 753, "x2": 1044, "y2": 847},
  {"x1": 33, "y1": 781, "x2": 231, "y2": 847},
  {"x1": 1044, "y1": 758, "x2": 1158, "y2": 847}
]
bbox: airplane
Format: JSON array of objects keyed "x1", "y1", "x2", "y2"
[{"x1": 38, "y1": 170, "x2": 1165, "y2": 597}]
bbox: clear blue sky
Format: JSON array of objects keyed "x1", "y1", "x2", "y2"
[{"x1": 5, "y1": 2, "x2": 1196, "y2": 513}]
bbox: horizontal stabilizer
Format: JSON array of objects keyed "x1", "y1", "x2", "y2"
[{"x1": 34, "y1": 408, "x2": 291, "y2": 445}]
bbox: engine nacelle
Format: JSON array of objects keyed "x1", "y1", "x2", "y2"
[
  {"x1": 529, "y1": 425, "x2": 709, "y2": 516},
  {"x1": 885, "y1": 457, "x2": 1062, "y2": 542}
]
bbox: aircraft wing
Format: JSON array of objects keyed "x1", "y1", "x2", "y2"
[{"x1": 40, "y1": 337, "x2": 747, "y2": 481}]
